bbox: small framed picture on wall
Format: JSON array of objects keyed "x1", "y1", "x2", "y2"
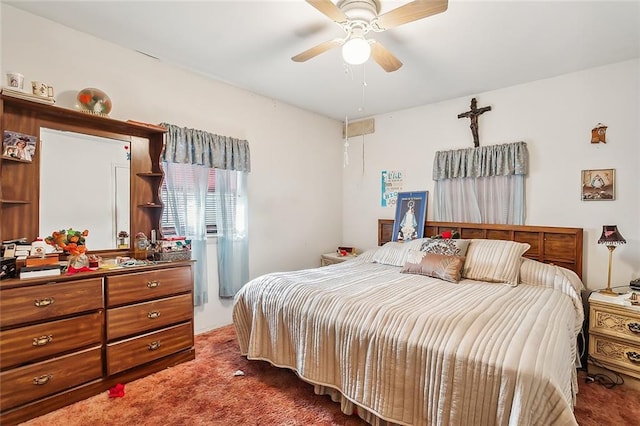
[
  {"x1": 392, "y1": 191, "x2": 428, "y2": 241},
  {"x1": 581, "y1": 168, "x2": 615, "y2": 201},
  {"x1": 2, "y1": 130, "x2": 37, "y2": 162}
]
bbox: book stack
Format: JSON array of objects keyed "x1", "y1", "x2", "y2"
[
  {"x1": 25, "y1": 254, "x2": 60, "y2": 267},
  {"x1": 14, "y1": 244, "x2": 32, "y2": 260},
  {"x1": 19, "y1": 264, "x2": 61, "y2": 279}
]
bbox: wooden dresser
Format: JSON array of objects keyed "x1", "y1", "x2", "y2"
[
  {"x1": 588, "y1": 290, "x2": 640, "y2": 386},
  {"x1": 0, "y1": 261, "x2": 194, "y2": 425}
]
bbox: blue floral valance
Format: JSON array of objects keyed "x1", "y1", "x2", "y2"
[
  {"x1": 433, "y1": 141, "x2": 528, "y2": 181},
  {"x1": 160, "y1": 123, "x2": 251, "y2": 172}
]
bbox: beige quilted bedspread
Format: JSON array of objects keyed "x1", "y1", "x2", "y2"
[{"x1": 233, "y1": 255, "x2": 584, "y2": 426}]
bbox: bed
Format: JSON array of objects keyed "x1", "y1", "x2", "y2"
[{"x1": 233, "y1": 221, "x2": 585, "y2": 425}]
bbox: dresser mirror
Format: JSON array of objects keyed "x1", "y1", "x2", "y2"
[
  {"x1": 39, "y1": 128, "x2": 131, "y2": 250},
  {"x1": 1, "y1": 95, "x2": 166, "y2": 253}
]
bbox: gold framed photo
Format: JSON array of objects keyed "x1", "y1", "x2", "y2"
[{"x1": 581, "y1": 169, "x2": 615, "y2": 201}]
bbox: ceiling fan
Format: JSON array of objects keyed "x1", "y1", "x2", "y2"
[{"x1": 292, "y1": 0, "x2": 448, "y2": 72}]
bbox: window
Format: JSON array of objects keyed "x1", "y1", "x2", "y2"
[
  {"x1": 160, "y1": 164, "x2": 217, "y2": 236},
  {"x1": 433, "y1": 174, "x2": 525, "y2": 225},
  {"x1": 432, "y1": 142, "x2": 528, "y2": 225}
]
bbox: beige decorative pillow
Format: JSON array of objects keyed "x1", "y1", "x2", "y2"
[
  {"x1": 462, "y1": 239, "x2": 531, "y2": 286},
  {"x1": 401, "y1": 250, "x2": 466, "y2": 283},
  {"x1": 372, "y1": 239, "x2": 426, "y2": 266},
  {"x1": 420, "y1": 238, "x2": 470, "y2": 257}
]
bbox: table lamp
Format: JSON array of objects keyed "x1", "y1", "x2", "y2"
[{"x1": 597, "y1": 225, "x2": 626, "y2": 296}]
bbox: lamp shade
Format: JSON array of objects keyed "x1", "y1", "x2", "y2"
[
  {"x1": 342, "y1": 37, "x2": 371, "y2": 65},
  {"x1": 597, "y1": 225, "x2": 626, "y2": 245}
]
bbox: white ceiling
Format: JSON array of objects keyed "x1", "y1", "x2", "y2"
[{"x1": 7, "y1": 1, "x2": 640, "y2": 121}]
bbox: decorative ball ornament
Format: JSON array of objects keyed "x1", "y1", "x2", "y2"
[{"x1": 77, "y1": 88, "x2": 112, "y2": 116}]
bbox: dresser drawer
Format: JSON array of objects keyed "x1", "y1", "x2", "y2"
[
  {"x1": 107, "y1": 266, "x2": 192, "y2": 307},
  {"x1": 0, "y1": 279, "x2": 104, "y2": 328},
  {"x1": 590, "y1": 304, "x2": 640, "y2": 342},
  {"x1": 107, "y1": 322, "x2": 193, "y2": 375},
  {"x1": 107, "y1": 293, "x2": 192, "y2": 340},
  {"x1": 589, "y1": 334, "x2": 640, "y2": 378},
  {"x1": 0, "y1": 346, "x2": 102, "y2": 411},
  {"x1": 0, "y1": 312, "x2": 102, "y2": 370}
]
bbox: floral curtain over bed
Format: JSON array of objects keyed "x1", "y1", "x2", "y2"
[
  {"x1": 160, "y1": 123, "x2": 251, "y2": 303},
  {"x1": 433, "y1": 141, "x2": 527, "y2": 180},
  {"x1": 433, "y1": 142, "x2": 528, "y2": 224}
]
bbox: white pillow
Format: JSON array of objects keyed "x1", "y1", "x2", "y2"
[
  {"x1": 372, "y1": 239, "x2": 426, "y2": 266},
  {"x1": 462, "y1": 239, "x2": 531, "y2": 286}
]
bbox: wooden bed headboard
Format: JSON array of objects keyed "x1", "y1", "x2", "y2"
[{"x1": 378, "y1": 220, "x2": 584, "y2": 279}]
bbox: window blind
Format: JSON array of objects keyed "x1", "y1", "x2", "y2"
[{"x1": 161, "y1": 167, "x2": 217, "y2": 235}]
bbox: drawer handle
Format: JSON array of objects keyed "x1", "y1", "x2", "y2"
[
  {"x1": 147, "y1": 311, "x2": 161, "y2": 319},
  {"x1": 32, "y1": 374, "x2": 52, "y2": 385},
  {"x1": 148, "y1": 341, "x2": 161, "y2": 351},
  {"x1": 628, "y1": 322, "x2": 640, "y2": 333},
  {"x1": 146, "y1": 280, "x2": 160, "y2": 288},
  {"x1": 32, "y1": 335, "x2": 53, "y2": 346},
  {"x1": 34, "y1": 297, "x2": 55, "y2": 307},
  {"x1": 627, "y1": 351, "x2": 640, "y2": 363}
]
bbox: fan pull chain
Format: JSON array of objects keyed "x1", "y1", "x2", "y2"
[
  {"x1": 361, "y1": 65, "x2": 367, "y2": 174},
  {"x1": 359, "y1": 64, "x2": 367, "y2": 112},
  {"x1": 344, "y1": 115, "x2": 349, "y2": 168},
  {"x1": 362, "y1": 133, "x2": 365, "y2": 175}
]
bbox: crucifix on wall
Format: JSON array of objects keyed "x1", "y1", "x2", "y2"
[{"x1": 457, "y1": 98, "x2": 491, "y2": 147}]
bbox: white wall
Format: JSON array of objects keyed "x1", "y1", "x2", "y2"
[
  {"x1": 1, "y1": 5, "x2": 344, "y2": 333},
  {"x1": 343, "y1": 59, "x2": 640, "y2": 291}
]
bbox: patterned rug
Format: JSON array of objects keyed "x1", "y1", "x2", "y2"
[{"x1": 22, "y1": 325, "x2": 640, "y2": 425}]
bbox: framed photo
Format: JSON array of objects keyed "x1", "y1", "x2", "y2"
[
  {"x1": 581, "y1": 169, "x2": 615, "y2": 201},
  {"x1": 392, "y1": 191, "x2": 428, "y2": 242},
  {"x1": 3, "y1": 130, "x2": 37, "y2": 162}
]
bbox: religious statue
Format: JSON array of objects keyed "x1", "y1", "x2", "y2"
[{"x1": 398, "y1": 201, "x2": 418, "y2": 241}]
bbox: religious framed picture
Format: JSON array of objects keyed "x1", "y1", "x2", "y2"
[
  {"x1": 2, "y1": 130, "x2": 37, "y2": 162},
  {"x1": 581, "y1": 168, "x2": 615, "y2": 201},
  {"x1": 392, "y1": 191, "x2": 428, "y2": 242}
]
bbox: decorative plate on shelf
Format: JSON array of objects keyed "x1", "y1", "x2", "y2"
[{"x1": 77, "y1": 88, "x2": 112, "y2": 116}]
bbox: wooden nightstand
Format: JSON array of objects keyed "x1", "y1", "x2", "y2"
[
  {"x1": 320, "y1": 253, "x2": 354, "y2": 266},
  {"x1": 588, "y1": 289, "x2": 640, "y2": 387}
]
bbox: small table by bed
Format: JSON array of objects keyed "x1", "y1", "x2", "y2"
[
  {"x1": 320, "y1": 252, "x2": 355, "y2": 266},
  {"x1": 588, "y1": 288, "x2": 640, "y2": 389}
]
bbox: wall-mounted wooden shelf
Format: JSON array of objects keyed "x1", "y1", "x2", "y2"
[
  {"x1": 0, "y1": 199, "x2": 30, "y2": 204},
  {"x1": 1, "y1": 156, "x2": 32, "y2": 164}
]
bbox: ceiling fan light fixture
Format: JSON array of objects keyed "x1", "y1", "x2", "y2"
[{"x1": 342, "y1": 37, "x2": 371, "y2": 65}]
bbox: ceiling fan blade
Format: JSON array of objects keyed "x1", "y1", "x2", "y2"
[
  {"x1": 376, "y1": 0, "x2": 448, "y2": 30},
  {"x1": 292, "y1": 39, "x2": 343, "y2": 62},
  {"x1": 371, "y1": 42, "x2": 403, "y2": 72},
  {"x1": 306, "y1": 0, "x2": 348, "y2": 23}
]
